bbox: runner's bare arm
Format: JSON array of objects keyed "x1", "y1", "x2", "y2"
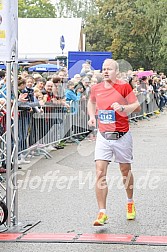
[
  {"x1": 87, "y1": 98, "x2": 96, "y2": 126},
  {"x1": 111, "y1": 100, "x2": 141, "y2": 114}
]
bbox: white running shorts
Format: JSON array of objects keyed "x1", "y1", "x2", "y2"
[{"x1": 95, "y1": 131, "x2": 133, "y2": 163}]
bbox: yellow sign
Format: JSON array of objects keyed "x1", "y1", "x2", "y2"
[
  {"x1": 0, "y1": 0, "x2": 3, "y2": 10},
  {"x1": 0, "y1": 30, "x2": 5, "y2": 38}
]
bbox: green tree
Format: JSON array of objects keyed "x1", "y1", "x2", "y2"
[
  {"x1": 84, "y1": 0, "x2": 115, "y2": 51},
  {"x1": 18, "y1": 0, "x2": 56, "y2": 18},
  {"x1": 84, "y1": 0, "x2": 167, "y2": 71},
  {"x1": 160, "y1": 23, "x2": 167, "y2": 73},
  {"x1": 133, "y1": 0, "x2": 167, "y2": 70}
]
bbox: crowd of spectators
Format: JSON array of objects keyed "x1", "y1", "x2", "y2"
[{"x1": 0, "y1": 61, "x2": 167, "y2": 173}]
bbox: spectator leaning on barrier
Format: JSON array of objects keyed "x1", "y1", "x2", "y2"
[
  {"x1": 87, "y1": 58, "x2": 141, "y2": 226},
  {"x1": 42, "y1": 80, "x2": 54, "y2": 103},
  {"x1": 151, "y1": 77, "x2": 160, "y2": 110},
  {"x1": 75, "y1": 83, "x2": 84, "y2": 93},
  {"x1": 65, "y1": 81, "x2": 82, "y2": 102},
  {"x1": 34, "y1": 88, "x2": 46, "y2": 105},
  {"x1": 14, "y1": 77, "x2": 36, "y2": 164},
  {"x1": 52, "y1": 76, "x2": 65, "y2": 102},
  {"x1": 139, "y1": 76, "x2": 148, "y2": 92},
  {"x1": 25, "y1": 75, "x2": 35, "y2": 102},
  {"x1": 52, "y1": 76, "x2": 69, "y2": 110},
  {"x1": 52, "y1": 76, "x2": 61, "y2": 98},
  {"x1": 18, "y1": 76, "x2": 44, "y2": 109},
  {"x1": 65, "y1": 80, "x2": 83, "y2": 116},
  {"x1": 159, "y1": 88, "x2": 167, "y2": 112},
  {"x1": 17, "y1": 76, "x2": 44, "y2": 156}
]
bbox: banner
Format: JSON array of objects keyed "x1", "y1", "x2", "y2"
[{"x1": 0, "y1": 0, "x2": 18, "y2": 61}]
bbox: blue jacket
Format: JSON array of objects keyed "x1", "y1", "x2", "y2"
[{"x1": 65, "y1": 89, "x2": 81, "y2": 102}]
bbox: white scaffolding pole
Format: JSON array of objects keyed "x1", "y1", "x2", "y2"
[
  {"x1": 13, "y1": 62, "x2": 19, "y2": 226},
  {"x1": 0, "y1": 0, "x2": 18, "y2": 229},
  {"x1": 0, "y1": 0, "x2": 40, "y2": 232}
]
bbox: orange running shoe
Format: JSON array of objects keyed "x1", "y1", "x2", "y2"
[
  {"x1": 93, "y1": 212, "x2": 108, "y2": 226},
  {"x1": 127, "y1": 201, "x2": 136, "y2": 220}
]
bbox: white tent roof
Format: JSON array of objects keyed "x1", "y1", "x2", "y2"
[{"x1": 18, "y1": 18, "x2": 82, "y2": 60}]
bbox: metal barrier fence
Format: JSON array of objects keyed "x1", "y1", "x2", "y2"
[
  {"x1": 0, "y1": 92, "x2": 159, "y2": 164},
  {"x1": 17, "y1": 99, "x2": 89, "y2": 154},
  {"x1": 129, "y1": 92, "x2": 159, "y2": 120}
]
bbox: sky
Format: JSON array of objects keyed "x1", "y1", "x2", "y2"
[{"x1": 50, "y1": 0, "x2": 57, "y2": 4}]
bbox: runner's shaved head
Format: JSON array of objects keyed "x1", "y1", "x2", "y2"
[{"x1": 103, "y1": 59, "x2": 119, "y2": 75}]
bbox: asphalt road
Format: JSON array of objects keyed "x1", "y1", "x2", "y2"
[{"x1": 1, "y1": 111, "x2": 167, "y2": 251}]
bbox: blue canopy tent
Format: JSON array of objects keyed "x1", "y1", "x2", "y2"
[
  {"x1": 28, "y1": 63, "x2": 62, "y2": 72},
  {"x1": 0, "y1": 64, "x2": 6, "y2": 70}
]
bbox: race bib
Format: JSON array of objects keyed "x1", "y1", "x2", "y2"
[{"x1": 98, "y1": 110, "x2": 116, "y2": 124}]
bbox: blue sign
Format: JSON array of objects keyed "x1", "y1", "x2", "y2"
[{"x1": 60, "y1": 35, "x2": 65, "y2": 51}]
